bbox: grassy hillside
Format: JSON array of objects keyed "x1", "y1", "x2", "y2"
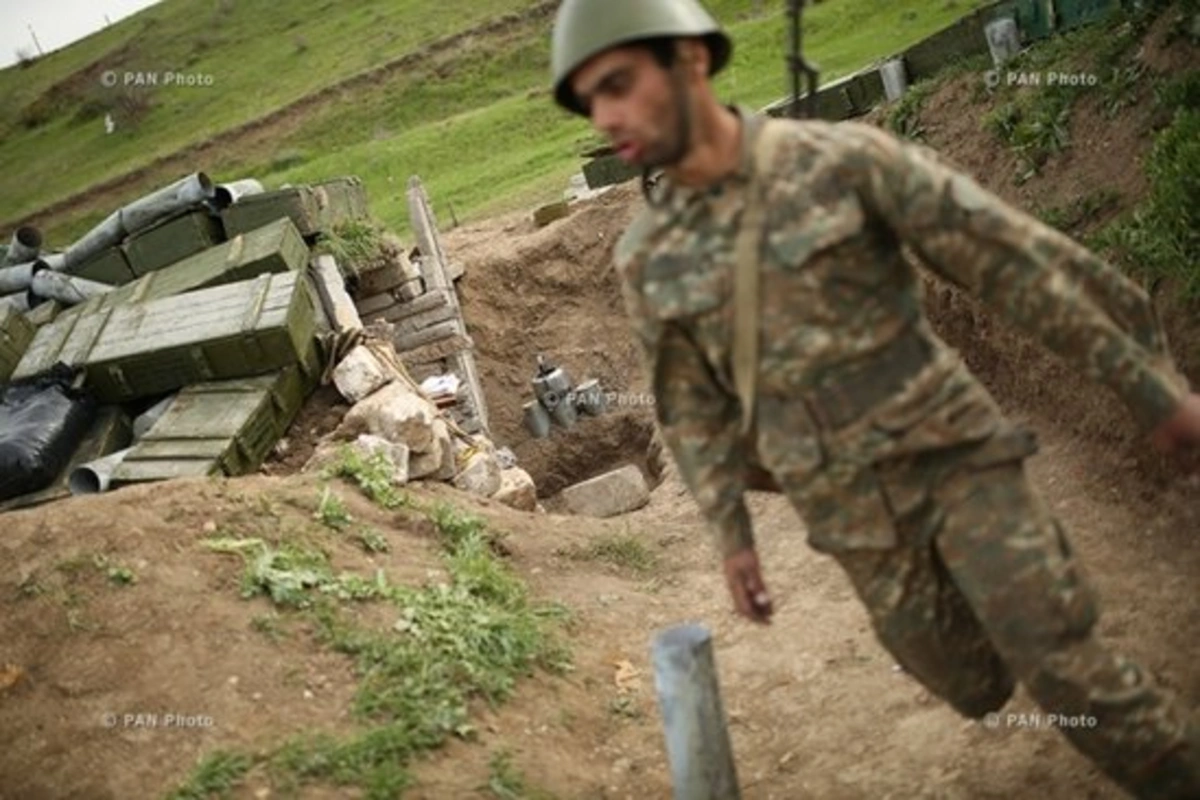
[{"x1": 0, "y1": 0, "x2": 980, "y2": 243}]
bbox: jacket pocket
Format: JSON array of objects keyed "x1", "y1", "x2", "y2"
[
  {"x1": 797, "y1": 463, "x2": 899, "y2": 553},
  {"x1": 766, "y1": 195, "x2": 865, "y2": 268}
]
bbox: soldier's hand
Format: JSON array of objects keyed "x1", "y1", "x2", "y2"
[
  {"x1": 1150, "y1": 393, "x2": 1200, "y2": 454},
  {"x1": 723, "y1": 548, "x2": 773, "y2": 624}
]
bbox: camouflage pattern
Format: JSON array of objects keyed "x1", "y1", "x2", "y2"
[{"x1": 614, "y1": 110, "x2": 1198, "y2": 797}]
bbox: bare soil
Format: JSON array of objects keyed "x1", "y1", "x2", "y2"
[{"x1": 2, "y1": 10, "x2": 1198, "y2": 800}]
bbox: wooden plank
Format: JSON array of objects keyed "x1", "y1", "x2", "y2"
[
  {"x1": 362, "y1": 288, "x2": 449, "y2": 325},
  {"x1": 309, "y1": 255, "x2": 363, "y2": 335},
  {"x1": 393, "y1": 318, "x2": 464, "y2": 353},
  {"x1": 356, "y1": 292, "x2": 398, "y2": 316},
  {"x1": 397, "y1": 333, "x2": 473, "y2": 366},
  {"x1": 0, "y1": 303, "x2": 37, "y2": 382},
  {"x1": 389, "y1": 302, "x2": 458, "y2": 337}
]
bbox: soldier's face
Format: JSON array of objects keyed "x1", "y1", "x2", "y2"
[{"x1": 570, "y1": 45, "x2": 689, "y2": 168}]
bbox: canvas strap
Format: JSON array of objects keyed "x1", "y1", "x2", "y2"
[{"x1": 733, "y1": 118, "x2": 789, "y2": 436}]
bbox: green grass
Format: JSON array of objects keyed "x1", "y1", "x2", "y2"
[
  {"x1": 172, "y1": 484, "x2": 570, "y2": 799},
  {"x1": 484, "y1": 750, "x2": 558, "y2": 800},
  {"x1": 6, "y1": 0, "x2": 975, "y2": 243},
  {"x1": 166, "y1": 750, "x2": 253, "y2": 800},
  {"x1": 559, "y1": 531, "x2": 658, "y2": 575},
  {"x1": 322, "y1": 445, "x2": 411, "y2": 510},
  {"x1": 1091, "y1": 106, "x2": 1200, "y2": 297}
]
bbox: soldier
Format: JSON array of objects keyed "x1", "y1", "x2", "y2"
[{"x1": 550, "y1": 0, "x2": 1200, "y2": 797}]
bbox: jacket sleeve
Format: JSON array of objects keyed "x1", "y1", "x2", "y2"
[
  {"x1": 839, "y1": 122, "x2": 1189, "y2": 431},
  {"x1": 615, "y1": 228, "x2": 754, "y2": 558}
]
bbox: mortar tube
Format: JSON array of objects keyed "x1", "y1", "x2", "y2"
[
  {"x1": 6, "y1": 226, "x2": 42, "y2": 265},
  {"x1": 62, "y1": 210, "x2": 123, "y2": 273},
  {"x1": 0, "y1": 260, "x2": 37, "y2": 294},
  {"x1": 132, "y1": 394, "x2": 178, "y2": 441},
  {"x1": 68, "y1": 448, "x2": 133, "y2": 495},
  {"x1": 40, "y1": 252, "x2": 67, "y2": 272},
  {"x1": 119, "y1": 171, "x2": 215, "y2": 235},
  {"x1": 212, "y1": 178, "x2": 265, "y2": 209},
  {"x1": 30, "y1": 264, "x2": 113, "y2": 306}
]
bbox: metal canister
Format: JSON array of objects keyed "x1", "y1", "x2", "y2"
[{"x1": 523, "y1": 400, "x2": 552, "y2": 439}]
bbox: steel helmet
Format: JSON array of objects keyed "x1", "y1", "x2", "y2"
[{"x1": 551, "y1": 0, "x2": 733, "y2": 115}]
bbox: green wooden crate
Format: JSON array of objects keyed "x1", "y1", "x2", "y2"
[
  {"x1": 83, "y1": 218, "x2": 308, "y2": 316},
  {"x1": 222, "y1": 185, "x2": 325, "y2": 238},
  {"x1": 0, "y1": 303, "x2": 37, "y2": 383},
  {"x1": 124, "y1": 209, "x2": 226, "y2": 277},
  {"x1": 313, "y1": 176, "x2": 370, "y2": 226},
  {"x1": 82, "y1": 270, "x2": 319, "y2": 403},
  {"x1": 73, "y1": 246, "x2": 136, "y2": 285},
  {"x1": 112, "y1": 366, "x2": 314, "y2": 484},
  {"x1": 10, "y1": 306, "x2": 88, "y2": 381}
]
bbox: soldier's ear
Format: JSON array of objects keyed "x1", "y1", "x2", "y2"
[{"x1": 677, "y1": 39, "x2": 710, "y2": 80}]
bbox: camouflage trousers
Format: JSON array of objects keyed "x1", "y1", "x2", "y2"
[{"x1": 826, "y1": 443, "x2": 1199, "y2": 799}]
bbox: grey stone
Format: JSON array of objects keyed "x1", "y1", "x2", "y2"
[
  {"x1": 338, "y1": 381, "x2": 438, "y2": 452},
  {"x1": 332, "y1": 345, "x2": 390, "y2": 404},
  {"x1": 493, "y1": 466, "x2": 537, "y2": 511},
  {"x1": 561, "y1": 464, "x2": 650, "y2": 518}
]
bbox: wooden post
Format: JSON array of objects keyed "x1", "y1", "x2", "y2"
[{"x1": 651, "y1": 624, "x2": 741, "y2": 800}]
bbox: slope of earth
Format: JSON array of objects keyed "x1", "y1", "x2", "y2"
[{"x1": 2, "y1": 5, "x2": 1198, "y2": 799}]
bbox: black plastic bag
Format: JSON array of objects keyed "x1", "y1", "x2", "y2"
[{"x1": 0, "y1": 367, "x2": 97, "y2": 502}]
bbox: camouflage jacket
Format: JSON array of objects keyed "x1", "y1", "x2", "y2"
[{"x1": 614, "y1": 109, "x2": 1189, "y2": 558}]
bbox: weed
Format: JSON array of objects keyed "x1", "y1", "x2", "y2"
[
  {"x1": 262, "y1": 504, "x2": 569, "y2": 796},
  {"x1": 608, "y1": 695, "x2": 643, "y2": 721},
  {"x1": 314, "y1": 486, "x2": 353, "y2": 531},
  {"x1": 355, "y1": 526, "x2": 390, "y2": 554},
  {"x1": 1036, "y1": 188, "x2": 1122, "y2": 233},
  {"x1": 1154, "y1": 69, "x2": 1200, "y2": 113},
  {"x1": 324, "y1": 445, "x2": 408, "y2": 509},
  {"x1": 560, "y1": 532, "x2": 658, "y2": 575},
  {"x1": 165, "y1": 750, "x2": 253, "y2": 800},
  {"x1": 886, "y1": 80, "x2": 935, "y2": 141},
  {"x1": 1102, "y1": 62, "x2": 1148, "y2": 119},
  {"x1": 484, "y1": 749, "x2": 557, "y2": 799},
  {"x1": 1091, "y1": 109, "x2": 1200, "y2": 296},
  {"x1": 313, "y1": 219, "x2": 387, "y2": 276},
  {"x1": 250, "y1": 613, "x2": 286, "y2": 642}
]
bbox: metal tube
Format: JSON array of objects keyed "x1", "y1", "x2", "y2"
[
  {"x1": 6, "y1": 226, "x2": 42, "y2": 265},
  {"x1": 29, "y1": 267, "x2": 113, "y2": 306},
  {"x1": 0, "y1": 260, "x2": 37, "y2": 293},
  {"x1": 40, "y1": 252, "x2": 67, "y2": 272},
  {"x1": 132, "y1": 394, "x2": 177, "y2": 440},
  {"x1": 62, "y1": 210, "x2": 123, "y2": 272},
  {"x1": 212, "y1": 178, "x2": 264, "y2": 209},
  {"x1": 651, "y1": 624, "x2": 741, "y2": 800},
  {"x1": 119, "y1": 172, "x2": 214, "y2": 234},
  {"x1": 68, "y1": 447, "x2": 133, "y2": 495}
]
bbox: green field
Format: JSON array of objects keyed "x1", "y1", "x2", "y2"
[{"x1": 0, "y1": 0, "x2": 981, "y2": 243}]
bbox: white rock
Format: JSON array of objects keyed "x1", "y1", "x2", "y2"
[
  {"x1": 409, "y1": 420, "x2": 454, "y2": 481},
  {"x1": 339, "y1": 382, "x2": 439, "y2": 452},
  {"x1": 353, "y1": 435, "x2": 410, "y2": 485},
  {"x1": 453, "y1": 451, "x2": 502, "y2": 497},
  {"x1": 332, "y1": 345, "x2": 391, "y2": 404},
  {"x1": 561, "y1": 464, "x2": 650, "y2": 518},
  {"x1": 492, "y1": 467, "x2": 537, "y2": 511}
]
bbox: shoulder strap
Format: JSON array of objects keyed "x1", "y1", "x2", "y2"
[{"x1": 733, "y1": 117, "x2": 790, "y2": 436}]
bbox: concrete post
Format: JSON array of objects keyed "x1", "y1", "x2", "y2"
[{"x1": 651, "y1": 624, "x2": 741, "y2": 800}]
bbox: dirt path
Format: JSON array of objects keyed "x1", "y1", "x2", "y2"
[{"x1": 400, "y1": 408, "x2": 1198, "y2": 799}]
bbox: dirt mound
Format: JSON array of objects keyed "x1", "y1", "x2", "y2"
[{"x1": 444, "y1": 184, "x2": 664, "y2": 497}]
